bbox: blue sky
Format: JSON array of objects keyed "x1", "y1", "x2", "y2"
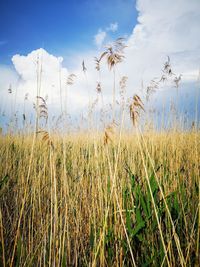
[
  {"x1": 0, "y1": 0, "x2": 137, "y2": 64},
  {"x1": 0, "y1": 0, "x2": 200, "y2": 131}
]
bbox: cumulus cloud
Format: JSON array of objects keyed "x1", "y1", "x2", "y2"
[
  {"x1": 92, "y1": 0, "x2": 200, "y2": 97},
  {"x1": 1, "y1": 0, "x2": 200, "y2": 129},
  {"x1": 0, "y1": 48, "x2": 95, "y2": 124},
  {"x1": 89, "y1": 0, "x2": 200, "y2": 107},
  {"x1": 10, "y1": 48, "x2": 67, "y2": 110},
  {"x1": 81, "y1": 0, "x2": 200, "y2": 126},
  {"x1": 122, "y1": 0, "x2": 200, "y2": 89},
  {"x1": 0, "y1": 65, "x2": 18, "y2": 117}
]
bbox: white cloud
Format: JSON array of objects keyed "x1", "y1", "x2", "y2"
[
  {"x1": 0, "y1": 49, "x2": 93, "y2": 123},
  {"x1": 106, "y1": 22, "x2": 118, "y2": 32},
  {"x1": 94, "y1": 22, "x2": 118, "y2": 48},
  {"x1": 94, "y1": 29, "x2": 107, "y2": 48},
  {"x1": 92, "y1": 0, "x2": 200, "y2": 101},
  {"x1": 0, "y1": 65, "x2": 18, "y2": 117},
  {"x1": 122, "y1": 0, "x2": 200, "y2": 89},
  {"x1": 1, "y1": 0, "x2": 200, "y2": 129},
  {"x1": 10, "y1": 48, "x2": 68, "y2": 109}
]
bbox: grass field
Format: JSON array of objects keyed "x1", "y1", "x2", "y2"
[
  {"x1": 0, "y1": 129, "x2": 199, "y2": 266},
  {"x1": 0, "y1": 37, "x2": 199, "y2": 266}
]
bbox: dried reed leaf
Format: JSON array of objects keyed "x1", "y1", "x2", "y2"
[
  {"x1": 174, "y1": 74, "x2": 182, "y2": 88},
  {"x1": 129, "y1": 94, "x2": 145, "y2": 126},
  {"x1": 99, "y1": 37, "x2": 126, "y2": 70},
  {"x1": 103, "y1": 122, "x2": 117, "y2": 145},
  {"x1": 94, "y1": 57, "x2": 100, "y2": 71},
  {"x1": 96, "y1": 82, "x2": 101, "y2": 93},
  {"x1": 67, "y1": 74, "x2": 76, "y2": 85},
  {"x1": 8, "y1": 84, "x2": 12, "y2": 94},
  {"x1": 36, "y1": 130, "x2": 54, "y2": 149},
  {"x1": 82, "y1": 60, "x2": 87, "y2": 73}
]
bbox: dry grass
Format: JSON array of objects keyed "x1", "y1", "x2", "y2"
[
  {"x1": 0, "y1": 130, "x2": 199, "y2": 266},
  {"x1": 0, "y1": 38, "x2": 199, "y2": 267}
]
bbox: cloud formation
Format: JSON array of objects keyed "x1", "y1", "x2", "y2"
[
  {"x1": 0, "y1": 0, "x2": 200, "y2": 128},
  {"x1": 123, "y1": 0, "x2": 200, "y2": 86},
  {"x1": 0, "y1": 48, "x2": 100, "y2": 122},
  {"x1": 94, "y1": 22, "x2": 119, "y2": 48},
  {"x1": 10, "y1": 49, "x2": 68, "y2": 110}
]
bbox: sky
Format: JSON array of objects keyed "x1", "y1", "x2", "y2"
[
  {"x1": 0, "y1": 0, "x2": 200, "y2": 131},
  {"x1": 0, "y1": 0, "x2": 136, "y2": 64}
]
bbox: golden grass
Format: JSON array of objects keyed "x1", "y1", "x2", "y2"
[{"x1": 0, "y1": 130, "x2": 199, "y2": 266}]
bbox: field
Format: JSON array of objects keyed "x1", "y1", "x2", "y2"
[
  {"x1": 0, "y1": 37, "x2": 200, "y2": 266},
  {"x1": 0, "y1": 129, "x2": 199, "y2": 266}
]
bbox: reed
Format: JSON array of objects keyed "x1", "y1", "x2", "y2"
[{"x1": 0, "y1": 38, "x2": 199, "y2": 267}]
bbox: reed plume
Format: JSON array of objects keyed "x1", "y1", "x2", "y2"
[{"x1": 129, "y1": 94, "x2": 145, "y2": 126}]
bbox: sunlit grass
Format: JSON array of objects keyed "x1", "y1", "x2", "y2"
[
  {"x1": 0, "y1": 37, "x2": 199, "y2": 266},
  {"x1": 0, "y1": 130, "x2": 199, "y2": 266}
]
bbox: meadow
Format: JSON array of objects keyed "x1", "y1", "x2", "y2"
[{"x1": 0, "y1": 38, "x2": 199, "y2": 266}]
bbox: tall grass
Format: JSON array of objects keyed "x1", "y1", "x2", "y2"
[
  {"x1": 0, "y1": 38, "x2": 199, "y2": 267},
  {"x1": 0, "y1": 130, "x2": 199, "y2": 266}
]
